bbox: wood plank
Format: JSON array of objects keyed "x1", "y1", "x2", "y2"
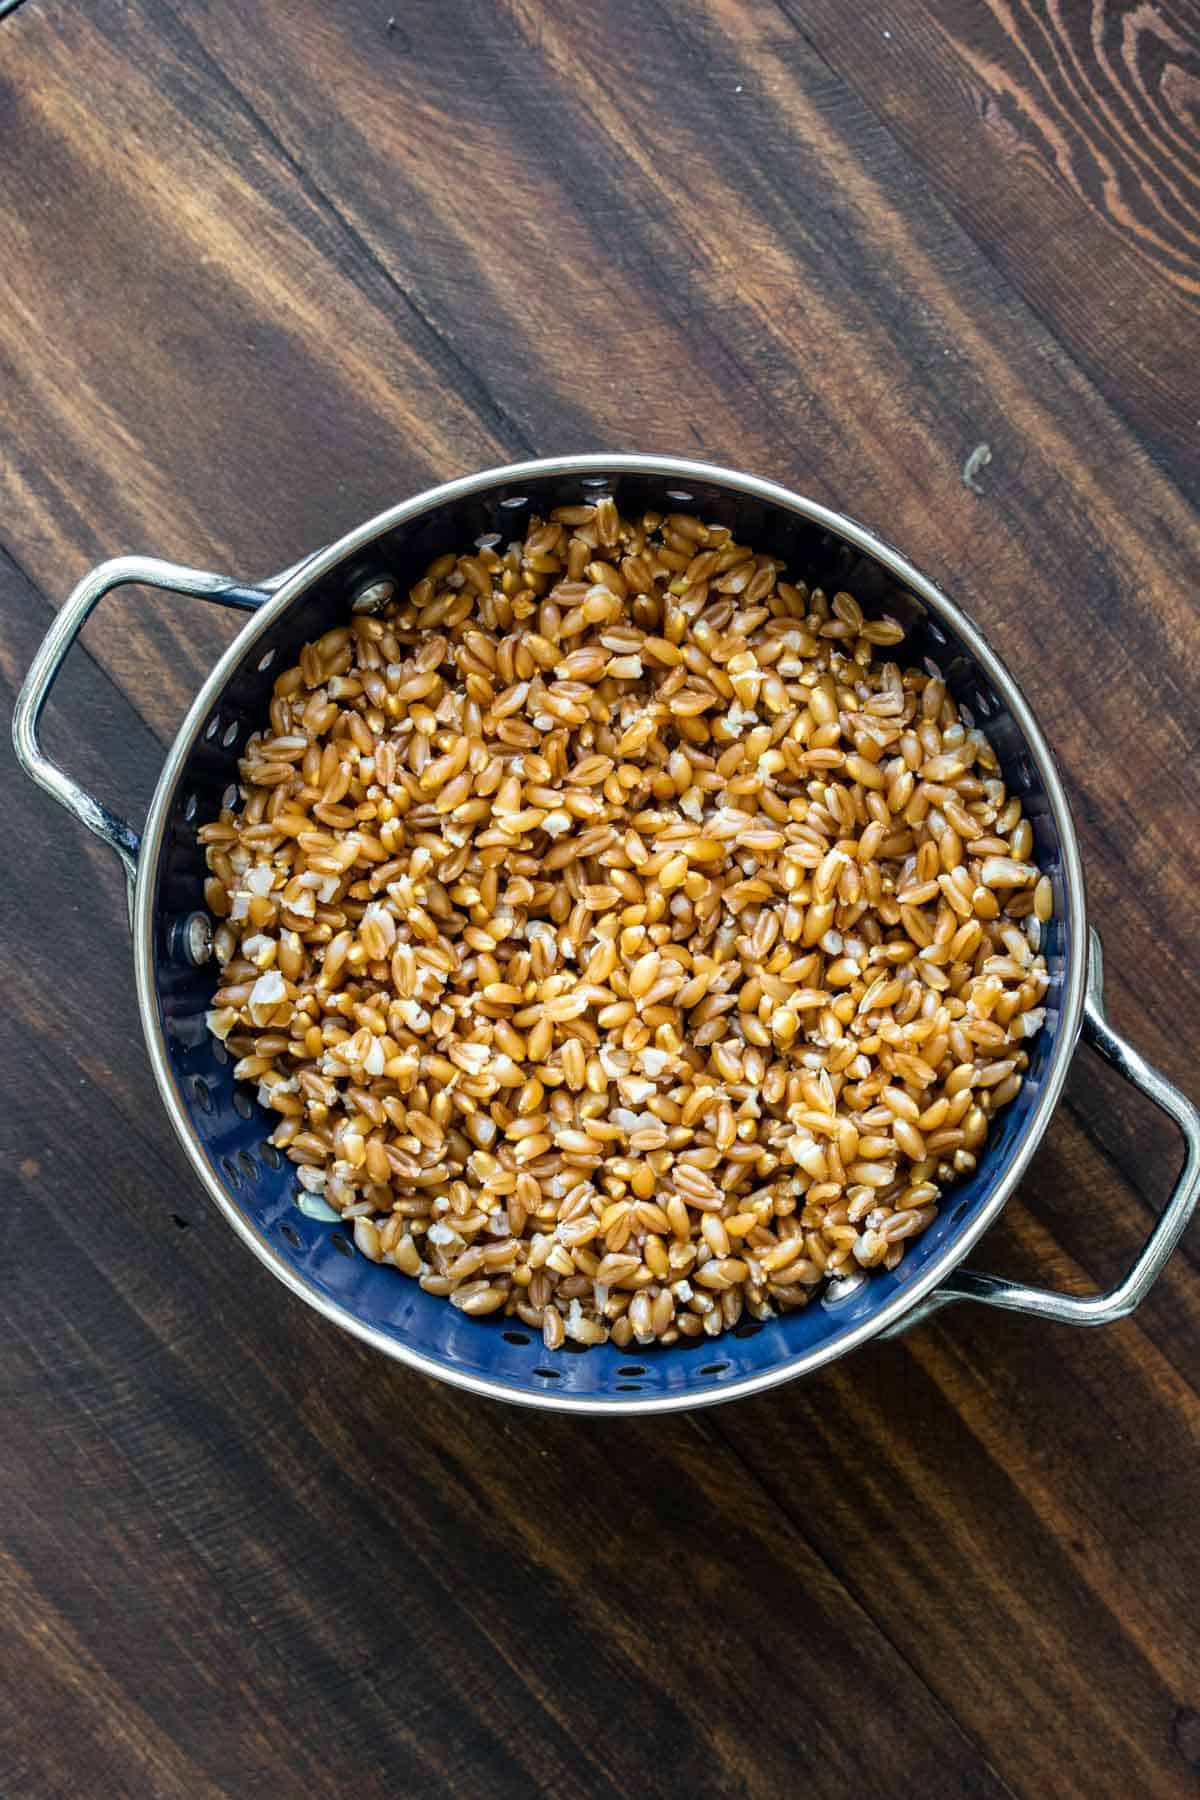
[
  {"x1": 793, "y1": 0, "x2": 1200, "y2": 500},
  {"x1": 716, "y1": 1312, "x2": 1200, "y2": 1797}
]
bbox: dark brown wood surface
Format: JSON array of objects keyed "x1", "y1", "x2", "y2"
[{"x1": 2, "y1": 1, "x2": 1199, "y2": 1794}]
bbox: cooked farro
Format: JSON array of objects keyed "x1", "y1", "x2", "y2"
[{"x1": 199, "y1": 501, "x2": 1051, "y2": 1351}]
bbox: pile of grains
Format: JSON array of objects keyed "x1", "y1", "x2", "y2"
[{"x1": 199, "y1": 498, "x2": 1052, "y2": 1351}]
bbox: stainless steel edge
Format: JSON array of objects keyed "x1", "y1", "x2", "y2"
[
  {"x1": 888, "y1": 927, "x2": 1200, "y2": 1333},
  {"x1": 12, "y1": 555, "x2": 277, "y2": 906},
  {"x1": 130, "y1": 454, "x2": 1091, "y2": 1414}
]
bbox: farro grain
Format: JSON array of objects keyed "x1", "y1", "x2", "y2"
[{"x1": 200, "y1": 500, "x2": 1052, "y2": 1351}]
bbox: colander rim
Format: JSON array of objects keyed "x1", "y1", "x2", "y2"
[{"x1": 132, "y1": 454, "x2": 1088, "y2": 1413}]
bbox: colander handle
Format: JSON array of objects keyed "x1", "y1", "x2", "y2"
[
  {"x1": 12, "y1": 555, "x2": 279, "y2": 892},
  {"x1": 886, "y1": 928, "x2": 1200, "y2": 1336}
]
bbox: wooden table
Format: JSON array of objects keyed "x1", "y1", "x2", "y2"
[{"x1": 3, "y1": 2, "x2": 1199, "y2": 1794}]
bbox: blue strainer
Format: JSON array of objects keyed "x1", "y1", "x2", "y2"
[{"x1": 15, "y1": 457, "x2": 1198, "y2": 1411}]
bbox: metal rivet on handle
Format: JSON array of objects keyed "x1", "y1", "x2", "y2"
[
  {"x1": 349, "y1": 572, "x2": 397, "y2": 613},
  {"x1": 821, "y1": 1271, "x2": 867, "y2": 1308},
  {"x1": 180, "y1": 912, "x2": 213, "y2": 966}
]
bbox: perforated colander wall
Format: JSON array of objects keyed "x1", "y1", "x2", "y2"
[{"x1": 148, "y1": 464, "x2": 1074, "y2": 1406}]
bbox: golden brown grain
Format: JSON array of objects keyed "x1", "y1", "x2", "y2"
[{"x1": 201, "y1": 499, "x2": 1051, "y2": 1350}]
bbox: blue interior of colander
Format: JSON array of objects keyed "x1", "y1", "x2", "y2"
[{"x1": 152, "y1": 468, "x2": 1071, "y2": 1402}]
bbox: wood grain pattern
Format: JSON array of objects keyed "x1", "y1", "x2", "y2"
[
  {"x1": 793, "y1": 0, "x2": 1200, "y2": 497},
  {"x1": 1, "y1": 0, "x2": 1199, "y2": 1793}
]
